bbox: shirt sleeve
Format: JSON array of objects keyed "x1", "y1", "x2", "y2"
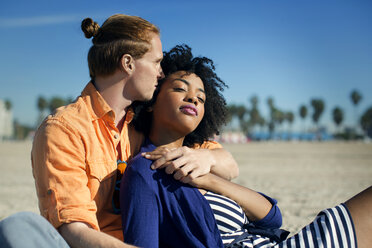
[
  {"x1": 251, "y1": 193, "x2": 282, "y2": 229},
  {"x1": 31, "y1": 119, "x2": 99, "y2": 230},
  {"x1": 194, "y1": 140, "x2": 223, "y2": 149},
  {"x1": 120, "y1": 158, "x2": 159, "y2": 248}
]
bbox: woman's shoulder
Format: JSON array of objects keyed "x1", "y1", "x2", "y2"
[
  {"x1": 127, "y1": 155, "x2": 152, "y2": 175},
  {"x1": 126, "y1": 140, "x2": 156, "y2": 175}
]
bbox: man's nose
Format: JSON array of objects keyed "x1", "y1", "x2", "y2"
[{"x1": 158, "y1": 67, "x2": 164, "y2": 79}]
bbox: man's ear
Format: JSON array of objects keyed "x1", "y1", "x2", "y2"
[
  {"x1": 146, "y1": 106, "x2": 153, "y2": 112},
  {"x1": 121, "y1": 54, "x2": 134, "y2": 74}
]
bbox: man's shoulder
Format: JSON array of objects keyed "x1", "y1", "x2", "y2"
[{"x1": 38, "y1": 97, "x2": 92, "y2": 133}]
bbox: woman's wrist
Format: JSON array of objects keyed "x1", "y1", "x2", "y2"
[{"x1": 200, "y1": 173, "x2": 223, "y2": 192}]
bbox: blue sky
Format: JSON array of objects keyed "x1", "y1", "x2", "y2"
[{"x1": 1, "y1": 0, "x2": 371, "y2": 132}]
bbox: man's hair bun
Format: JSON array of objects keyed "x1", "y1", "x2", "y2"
[{"x1": 81, "y1": 18, "x2": 100, "y2": 39}]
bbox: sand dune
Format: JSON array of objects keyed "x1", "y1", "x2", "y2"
[{"x1": 0, "y1": 140, "x2": 371, "y2": 235}]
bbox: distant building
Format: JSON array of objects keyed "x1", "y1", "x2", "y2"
[
  {"x1": 216, "y1": 131, "x2": 249, "y2": 144},
  {"x1": 0, "y1": 99, "x2": 13, "y2": 140}
]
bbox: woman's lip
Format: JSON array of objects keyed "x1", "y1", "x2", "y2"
[{"x1": 180, "y1": 105, "x2": 198, "y2": 116}]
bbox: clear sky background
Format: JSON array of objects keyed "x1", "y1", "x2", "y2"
[{"x1": 1, "y1": 0, "x2": 371, "y2": 133}]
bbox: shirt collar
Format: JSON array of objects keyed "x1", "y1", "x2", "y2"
[{"x1": 81, "y1": 82, "x2": 135, "y2": 124}]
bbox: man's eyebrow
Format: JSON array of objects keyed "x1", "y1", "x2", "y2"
[{"x1": 173, "y1": 78, "x2": 205, "y2": 94}]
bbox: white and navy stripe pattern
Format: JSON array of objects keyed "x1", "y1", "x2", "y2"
[
  {"x1": 204, "y1": 191, "x2": 248, "y2": 234},
  {"x1": 204, "y1": 192, "x2": 357, "y2": 248},
  {"x1": 277, "y1": 204, "x2": 357, "y2": 248},
  {"x1": 204, "y1": 191, "x2": 277, "y2": 247}
]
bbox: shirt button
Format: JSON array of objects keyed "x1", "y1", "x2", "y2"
[{"x1": 114, "y1": 134, "x2": 119, "y2": 139}]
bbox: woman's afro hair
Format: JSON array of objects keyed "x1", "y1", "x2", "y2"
[{"x1": 132, "y1": 44, "x2": 228, "y2": 146}]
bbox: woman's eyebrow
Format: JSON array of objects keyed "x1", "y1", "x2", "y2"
[{"x1": 173, "y1": 78, "x2": 205, "y2": 94}]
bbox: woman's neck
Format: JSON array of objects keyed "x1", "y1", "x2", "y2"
[{"x1": 149, "y1": 125, "x2": 185, "y2": 149}]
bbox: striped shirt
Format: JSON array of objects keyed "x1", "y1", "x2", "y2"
[{"x1": 204, "y1": 192, "x2": 357, "y2": 248}]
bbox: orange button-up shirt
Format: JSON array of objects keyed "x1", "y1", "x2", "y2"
[{"x1": 31, "y1": 82, "x2": 222, "y2": 241}]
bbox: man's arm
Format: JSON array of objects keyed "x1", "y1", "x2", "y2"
[
  {"x1": 33, "y1": 121, "x2": 133, "y2": 248},
  {"x1": 59, "y1": 223, "x2": 137, "y2": 248},
  {"x1": 143, "y1": 146, "x2": 239, "y2": 183}
]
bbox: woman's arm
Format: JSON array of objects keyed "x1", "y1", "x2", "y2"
[{"x1": 188, "y1": 173, "x2": 282, "y2": 228}]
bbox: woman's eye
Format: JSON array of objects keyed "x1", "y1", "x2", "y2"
[
  {"x1": 174, "y1": 88, "x2": 186, "y2": 92},
  {"x1": 198, "y1": 97, "x2": 205, "y2": 103}
]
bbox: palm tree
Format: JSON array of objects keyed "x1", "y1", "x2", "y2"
[
  {"x1": 249, "y1": 107, "x2": 260, "y2": 129},
  {"x1": 267, "y1": 97, "x2": 275, "y2": 138},
  {"x1": 248, "y1": 95, "x2": 261, "y2": 132},
  {"x1": 226, "y1": 104, "x2": 237, "y2": 124},
  {"x1": 285, "y1": 111, "x2": 294, "y2": 139},
  {"x1": 310, "y1": 99, "x2": 325, "y2": 130},
  {"x1": 235, "y1": 105, "x2": 247, "y2": 122},
  {"x1": 360, "y1": 107, "x2": 372, "y2": 138},
  {"x1": 4, "y1": 99, "x2": 12, "y2": 111},
  {"x1": 267, "y1": 97, "x2": 274, "y2": 110},
  {"x1": 299, "y1": 105, "x2": 307, "y2": 132},
  {"x1": 272, "y1": 108, "x2": 284, "y2": 138},
  {"x1": 226, "y1": 104, "x2": 248, "y2": 133},
  {"x1": 249, "y1": 95, "x2": 258, "y2": 107},
  {"x1": 275, "y1": 110, "x2": 285, "y2": 133},
  {"x1": 350, "y1": 90, "x2": 362, "y2": 131},
  {"x1": 37, "y1": 96, "x2": 48, "y2": 112},
  {"x1": 37, "y1": 96, "x2": 49, "y2": 126},
  {"x1": 258, "y1": 117, "x2": 266, "y2": 134},
  {"x1": 48, "y1": 97, "x2": 67, "y2": 113},
  {"x1": 332, "y1": 106, "x2": 344, "y2": 133}
]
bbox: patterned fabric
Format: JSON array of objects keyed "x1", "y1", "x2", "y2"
[
  {"x1": 204, "y1": 192, "x2": 357, "y2": 248},
  {"x1": 277, "y1": 204, "x2": 357, "y2": 248},
  {"x1": 204, "y1": 191, "x2": 248, "y2": 234},
  {"x1": 205, "y1": 191, "x2": 279, "y2": 247}
]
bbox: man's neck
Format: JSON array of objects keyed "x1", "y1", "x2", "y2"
[{"x1": 94, "y1": 73, "x2": 131, "y2": 126}]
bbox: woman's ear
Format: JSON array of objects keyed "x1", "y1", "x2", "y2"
[{"x1": 120, "y1": 54, "x2": 134, "y2": 74}]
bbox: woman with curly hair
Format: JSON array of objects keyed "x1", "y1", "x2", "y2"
[
  {"x1": 120, "y1": 45, "x2": 372, "y2": 248},
  {"x1": 120, "y1": 45, "x2": 283, "y2": 247}
]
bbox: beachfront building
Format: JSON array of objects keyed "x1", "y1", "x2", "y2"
[{"x1": 0, "y1": 99, "x2": 13, "y2": 140}]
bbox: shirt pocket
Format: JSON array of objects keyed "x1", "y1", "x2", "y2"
[
  {"x1": 86, "y1": 159, "x2": 116, "y2": 182},
  {"x1": 86, "y1": 159, "x2": 117, "y2": 211}
]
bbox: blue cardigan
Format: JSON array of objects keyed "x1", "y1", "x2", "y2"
[{"x1": 120, "y1": 140, "x2": 224, "y2": 248}]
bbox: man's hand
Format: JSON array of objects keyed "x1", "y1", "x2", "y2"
[
  {"x1": 142, "y1": 146, "x2": 215, "y2": 184},
  {"x1": 187, "y1": 173, "x2": 215, "y2": 190}
]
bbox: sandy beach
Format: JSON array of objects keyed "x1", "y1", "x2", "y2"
[{"x1": 0, "y1": 140, "x2": 371, "y2": 235}]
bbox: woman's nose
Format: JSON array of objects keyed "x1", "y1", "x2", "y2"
[{"x1": 186, "y1": 96, "x2": 198, "y2": 105}]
